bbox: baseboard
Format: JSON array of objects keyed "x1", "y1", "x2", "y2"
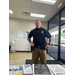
[{"x1": 16, "y1": 51, "x2": 32, "y2": 52}]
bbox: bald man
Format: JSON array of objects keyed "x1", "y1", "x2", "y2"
[{"x1": 28, "y1": 20, "x2": 51, "y2": 64}]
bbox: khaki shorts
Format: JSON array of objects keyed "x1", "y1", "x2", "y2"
[{"x1": 32, "y1": 48, "x2": 47, "y2": 64}]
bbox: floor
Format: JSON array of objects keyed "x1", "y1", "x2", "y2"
[{"x1": 9, "y1": 52, "x2": 54, "y2": 65}]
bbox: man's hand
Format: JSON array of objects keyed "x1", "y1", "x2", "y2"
[
  {"x1": 30, "y1": 42, "x2": 35, "y2": 47},
  {"x1": 45, "y1": 44, "x2": 50, "y2": 49}
]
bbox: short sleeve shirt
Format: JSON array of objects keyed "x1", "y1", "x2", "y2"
[{"x1": 28, "y1": 27, "x2": 51, "y2": 46}]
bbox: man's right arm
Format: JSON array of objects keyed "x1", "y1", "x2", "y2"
[
  {"x1": 27, "y1": 37, "x2": 35, "y2": 47},
  {"x1": 27, "y1": 37, "x2": 31, "y2": 43},
  {"x1": 27, "y1": 31, "x2": 35, "y2": 47}
]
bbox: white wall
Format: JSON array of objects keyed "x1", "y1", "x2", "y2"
[
  {"x1": 42, "y1": 22, "x2": 47, "y2": 30},
  {"x1": 9, "y1": 18, "x2": 47, "y2": 51}
]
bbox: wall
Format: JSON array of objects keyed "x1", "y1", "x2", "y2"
[{"x1": 9, "y1": 18, "x2": 47, "y2": 51}]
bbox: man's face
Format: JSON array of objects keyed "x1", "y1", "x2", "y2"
[{"x1": 35, "y1": 21, "x2": 41, "y2": 29}]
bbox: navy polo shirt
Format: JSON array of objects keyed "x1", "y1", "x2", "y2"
[{"x1": 28, "y1": 27, "x2": 51, "y2": 46}]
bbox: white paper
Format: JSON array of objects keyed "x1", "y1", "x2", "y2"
[
  {"x1": 23, "y1": 64, "x2": 33, "y2": 74},
  {"x1": 47, "y1": 64, "x2": 65, "y2": 75},
  {"x1": 17, "y1": 31, "x2": 23, "y2": 37}
]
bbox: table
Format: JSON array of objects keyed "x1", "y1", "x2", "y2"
[
  {"x1": 32, "y1": 64, "x2": 51, "y2": 75},
  {"x1": 9, "y1": 64, "x2": 65, "y2": 75},
  {"x1": 32, "y1": 64, "x2": 65, "y2": 75}
]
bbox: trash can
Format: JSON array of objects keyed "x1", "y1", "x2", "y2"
[{"x1": 11, "y1": 41, "x2": 14, "y2": 51}]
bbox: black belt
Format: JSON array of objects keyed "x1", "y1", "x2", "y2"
[
  {"x1": 35, "y1": 46, "x2": 41, "y2": 48},
  {"x1": 31, "y1": 43, "x2": 48, "y2": 51},
  {"x1": 34, "y1": 46, "x2": 45, "y2": 49},
  {"x1": 33, "y1": 44, "x2": 47, "y2": 50}
]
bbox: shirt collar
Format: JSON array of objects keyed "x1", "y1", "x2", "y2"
[{"x1": 36, "y1": 27, "x2": 42, "y2": 30}]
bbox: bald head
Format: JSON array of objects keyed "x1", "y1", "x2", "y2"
[{"x1": 35, "y1": 20, "x2": 41, "y2": 29}]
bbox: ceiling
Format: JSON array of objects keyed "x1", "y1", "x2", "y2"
[{"x1": 9, "y1": 0, "x2": 65, "y2": 22}]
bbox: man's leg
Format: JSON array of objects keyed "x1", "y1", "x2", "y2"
[
  {"x1": 32, "y1": 48, "x2": 39, "y2": 64},
  {"x1": 39, "y1": 50, "x2": 47, "y2": 64}
]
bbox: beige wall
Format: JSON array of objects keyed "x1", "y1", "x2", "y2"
[{"x1": 9, "y1": 18, "x2": 47, "y2": 51}]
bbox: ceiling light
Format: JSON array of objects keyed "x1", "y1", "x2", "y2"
[
  {"x1": 61, "y1": 17, "x2": 65, "y2": 20},
  {"x1": 9, "y1": 10, "x2": 13, "y2": 14},
  {"x1": 30, "y1": 13, "x2": 46, "y2": 18},
  {"x1": 32, "y1": 0, "x2": 57, "y2": 5}
]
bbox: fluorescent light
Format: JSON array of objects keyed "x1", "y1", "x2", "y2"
[
  {"x1": 61, "y1": 17, "x2": 65, "y2": 20},
  {"x1": 32, "y1": 0, "x2": 57, "y2": 5},
  {"x1": 9, "y1": 10, "x2": 13, "y2": 14},
  {"x1": 30, "y1": 13, "x2": 46, "y2": 18}
]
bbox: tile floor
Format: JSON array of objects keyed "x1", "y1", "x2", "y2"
[{"x1": 9, "y1": 52, "x2": 54, "y2": 65}]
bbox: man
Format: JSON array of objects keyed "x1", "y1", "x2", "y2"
[{"x1": 27, "y1": 20, "x2": 51, "y2": 64}]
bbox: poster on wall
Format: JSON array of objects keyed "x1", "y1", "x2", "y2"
[
  {"x1": 24, "y1": 31, "x2": 30, "y2": 39},
  {"x1": 24, "y1": 33, "x2": 27, "y2": 38},
  {"x1": 17, "y1": 31, "x2": 23, "y2": 38}
]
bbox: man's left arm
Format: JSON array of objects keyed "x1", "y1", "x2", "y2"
[
  {"x1": 48, "y1": 38, "x2": 51, "y2": 45},
  {"x1": 45, "y1": 30, "x2": 51, "y2": 49},
  {"x1": 45, "y1": 38, "x2": 51, "y2": 49}
]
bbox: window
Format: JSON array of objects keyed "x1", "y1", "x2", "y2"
[
  {"x1": 60, "y1": 25, "x2": 65, "y2": 60},
  {"x1": 49, "y1": 26, "x2": 58, "y2": 45},
  {"x1": 48, "y1": 7, "x2": 65, "y2": 64},
  {"x1": 48, "y1": 26, "x2": 59, "y2": 59},
  {"x1": 49, "y1": 14, "x2": 59, "y2": 30},
  {"x1": 61, "y1": 9, "x2": 65, "y2": 24}
]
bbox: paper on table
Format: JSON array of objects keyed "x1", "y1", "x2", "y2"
[
  {"x1": 23, "y1": 64, "x2": 33, "y2": 74},
  {"x1": 9, "y1": 71, "x2": 22, "y2": 75},
  {"x1": 47, "y1": 64, "x2": 65, "y2": 75},
  {"x1": 9, "y1": 65, "x2": 22, "y2": 75}
]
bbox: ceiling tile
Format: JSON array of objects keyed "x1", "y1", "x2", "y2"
[
  {"x1": 30, "y1": 8, "x2": 49, "y2": 14},
  {"x1": 10, "y1": 5, "x2": 31, "y2": 13},
  {"x1": 9, "y1": 0, "x2": 32, "y2": 8},
  {"x1": 9, "y1": 14, "x2": 16, "y2": 18},
  {"x1": 31, "y1": 2, "x2": 54, "y2": 11},
  {"x1": 15, "y1": 14, "x2": 30, "y2": 20}
]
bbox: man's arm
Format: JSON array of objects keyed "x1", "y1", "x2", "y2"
[
  {"x1": 49, "y1": 38, "x2": 51, "y2": 45},
  {"x1": 27, "y1": 37, "x2": 35, "y2": 47},
  {"x1": 45, "y1": 38, "x2": 51, "y2": 49},
  {"x1": 27, "y1": 37, "x2": 31, "y2": 43},
  {"x1": 27, "y1": 31, "x2": 32, "y2": 43},
  {"x1": 45, "y1": 29, "x2": 51, "y2": 49},
  {"x1": 46, "y1": 37, "x2": 51, "y2": 45},
  {"x1": 27, "y1": 30, "x2": 35, "y2": 47}
]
